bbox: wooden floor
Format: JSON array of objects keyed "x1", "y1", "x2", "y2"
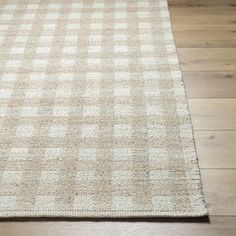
[{"x1": 1, "y1": 0, "x2": 236, "y2": 235}]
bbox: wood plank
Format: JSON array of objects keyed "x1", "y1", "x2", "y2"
[
  {"x1": 170, "y1": 7, "x2": 236, "y2": 26},
  {"x1": 172, "y1": 26, "x2": 236, "y2": 48},
  {"x1": 195, "y1": 131, "x2": 236, "y2": 168},
  {"x1": 0, "y1": 217, "x2": 236, "y2": 236},
  {"x1": 178, "y1": 48, "x2": 236, "y2": 71},
  {"x1": 188, "y1": 98, "x2": 236, "y2": 130},
  {"x1": 169, "y1": 7, "x2": 236, "y2": 48},
  {"x1": 168, "y1": 0, "x2": 236, "y2": 7},
  {"x1": 183, "y1": 71, "x2": 236, "y2": 98},
  {"x1": 202, "y1": 169, "x2": 236, "y2": 216}
]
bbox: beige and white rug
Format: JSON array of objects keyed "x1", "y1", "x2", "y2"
[{"x1": 0, "y1": 0, "x2": 207, "y2": 218}]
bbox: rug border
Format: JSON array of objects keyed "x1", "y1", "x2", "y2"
[
  {"x1": 0, "y1": 210, "x2": 208, "y2": 218},
  {"x1": 165, "y1": 0, "x2": 208, "y2": 218}
]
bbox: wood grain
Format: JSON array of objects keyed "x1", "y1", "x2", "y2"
[
  {"x1": 170, "y1": 7, "x2": 236, "y2": 26},
  {"x1": 168, "y1": 0, "x2": 236, "y2": 7},
  {"x1": 189, "y1": 99, "x2": 236, "y2": 130},
  {"x1": 201, "y1": 169, "x2": 236, "y2": 216},
  {"x1": 0, "y1": 217, "x2": 236, "y2": 236},
  {"x1": 195, "y1": 131, "x2": 236, "y2": 168},
  {"x1": 183, "y1": 71, "x2": 236, "y2": 98},
  {"x1": 178, "y1": 48, "x2": 236, "y2": 71},
  {"x1": 173, "y1": 26, "x2": 236, "y2": 48}
]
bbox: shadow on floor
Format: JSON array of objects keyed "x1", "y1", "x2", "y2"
[{"x1": 0, "y1": 216, "x2": 210, "y2": 223}]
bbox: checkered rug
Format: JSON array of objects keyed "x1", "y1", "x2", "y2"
[{"x1": 0, "y1": 0, "x2": 207, "y2": 217}]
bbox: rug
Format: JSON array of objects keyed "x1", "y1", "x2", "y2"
[{"x1": 0, "y1": 0, "x2": 207, "y2": 217}]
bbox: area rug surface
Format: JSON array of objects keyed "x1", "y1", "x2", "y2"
[{"x1": 0, "y1": 0, "x2": 207, "y2": 217}]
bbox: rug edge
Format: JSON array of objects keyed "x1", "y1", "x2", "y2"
[{"x1": 0, "y1": 209, "x2": 208, "y2": 218}]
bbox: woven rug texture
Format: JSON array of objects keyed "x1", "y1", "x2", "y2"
[{"x1": 0, "y1": 0, "x2": 207, "y2": 217}]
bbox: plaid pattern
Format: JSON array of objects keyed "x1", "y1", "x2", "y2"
[{"x1": 0, "y1": 0, "x2": 207, "y2": 217}]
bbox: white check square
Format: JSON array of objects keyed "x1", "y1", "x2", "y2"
[
  {"x1": 114, "y1": 86, "x2": 130, "y2": 96},
  {"x1": 56, "y1": 86, "x2": 72, "y2": 98},
  {"x1": 35, "y1": 196, "x2": 55, "y2": 210},
  {"x1": 0, "y1": 107, "x2": 7, "y2": 116},
  {"x1": 19, "y1": 24, "x2": 32, "y2": 31},
  {"x1": 84, "y1": 88, "x2": 100, "y2": 97},
  {"x1": 2, "y1": 171, "x2": 23, "y2": 184},
  {"x1": 81, "y1": 124, "x2": 98, "y2": 138},
  {"x1": 112, "y1": 196, "x2": 132, "y2": 211},
  {"x1": 115, "y1": 23, "x2": 127, "y2": 29},
  {"x1": 63, "y1": 47, "x2": 77, "y2": 54},
  {"x1": 114, "y1": 45, "x2": 128, "y2": 53},
  {"x1": 91, "y1": 23, "x2": 103, "y2": 30},
  {"x1": 11, "y1": 47, "x2": 25, "y2": 54},
  {"x1": 88, "y1": 46, "x2": 101, "y2": 53},
  {"x1": 36, "y1": 47, "x2": 51, "y2": 54},
  {"x1": 43, "y1": 24, "x2": 56, "y2": 31},
  {"x1": 114, "y1": 104, "x2": 131, "y2": 116},
  {"x1": 113, "y1": 148, "x2": 132, "y2": 160},
  {"x1": 16, "y1": 125, "x2": 34, "y2": 137},
  {"x1": 49, "y1": 125, "x2": 67, "y2": 137},
  {"x1": 69, "y1": 12, "x2": 81, "y2": 19},
  {"x1": 87, "y1": 58, "x2": 101, "y2": 66},
  {"x1": 21, "y1": 107, "x2": 38, "y2": 117},
  {"x1": 79, "y1": 148, "x2": 97, "y2": 160},
  {"x1": 14, "y1": 36, "x2": 28, "y2": 43},
  {"x1": 53, "y1": 106, "x2": 70, "y2": 116},
  {"x1": 25, "y1": 89, "x2": 41, "y2": 98},
  {"x1": 9, "y1": 148, "x2": 29, "y2": 161},
  {"x1": 0, "y1": 196, "x2": 16, "y2": 210},
  {"x1": 67, "y1": 23, "x2": 80, "y2": 30},
  {"x1": 114, "y1": 124, "x2": 132, "y2": 137},
  {"x1": 74, "y1": 195, "x2": 94, "y2": 210},
  {"x1": 23, "y1": 13, "x2": 36, "y2": 20},
  {"x1": 46, "y1": 13, "x2": 59, "y2": 20},
  {"x1": 83, "y1": 106, "x2": 99, "y2": 117},
  {"x1": 0, "y1": 89, "x2": 12, "y2": 98},
  {"x1": 45, "y1": 148, "x2": 63, "y2": 160}
]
